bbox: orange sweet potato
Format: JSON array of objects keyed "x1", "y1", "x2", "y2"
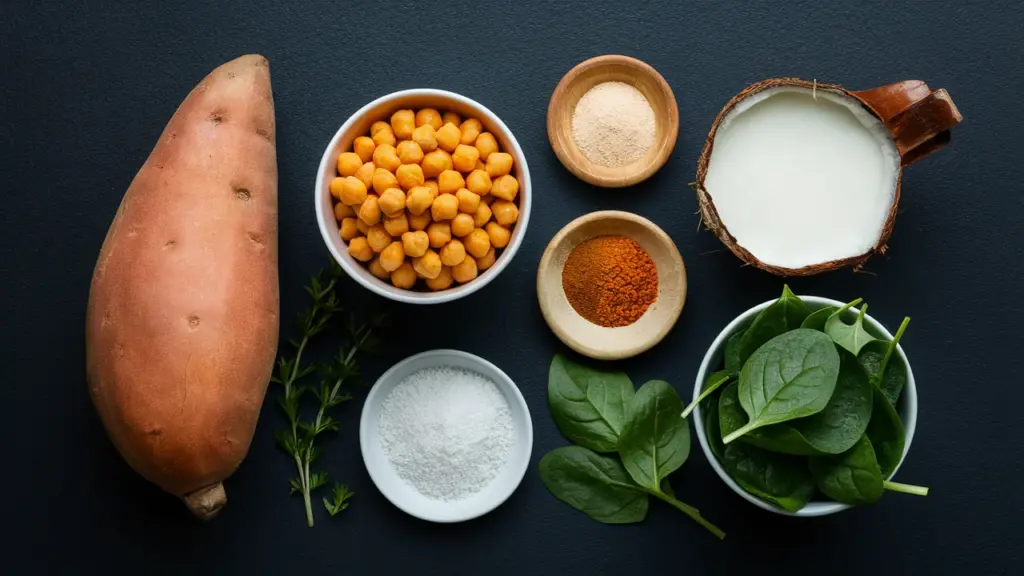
[{"x1": 86, "y1": 54, "x2": 279, "y2": 519}]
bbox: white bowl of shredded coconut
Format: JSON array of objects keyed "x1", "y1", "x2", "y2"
[{"x1": 359, "y1": 349, "x2": 533, "y2": 522}]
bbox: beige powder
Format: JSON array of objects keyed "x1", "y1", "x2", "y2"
[{"x1": 571, "y1": 81, "x2": 656, "y2": 167}]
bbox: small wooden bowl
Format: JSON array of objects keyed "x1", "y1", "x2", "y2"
[
  {"x1": 537, "y1": 211, "x2": 686, "y2": 360},
  {"x1": 547, "y1": 55, "x2": 679, "y2": 188}
]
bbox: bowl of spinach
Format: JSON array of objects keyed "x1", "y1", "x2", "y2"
[{"x1": 689, "y1": 286, "x2": 927, "y2": 516}]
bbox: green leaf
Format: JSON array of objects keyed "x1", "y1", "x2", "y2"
[
  {"x1": 826, "y1": 301, "x2": 879, "y2": 356},
  {"x1": 682, "y1": 371, "x2": 732, "y2": 419},
  {"x1": 547, "y1": 354, "x2": 635, "y2": 453},
  {"x1": 800, "y1": 306, "x2": 838, "y2": 331},
  {"x1": 717, "y1": 381, "x2": 747, "y2": 441},
  {"x1": 865, "y1": 386, "x2": 905, "y2": 479},
  {"x1": 705, "y1": 395, "x2": 725, "y2": 462},
  {"x1": 724, "y1": 329, "x2": 840, "y2": 443},
  {"x1": 275, "y1": 430, "x2": 297, "y2": 454},
  {"x1": 538, "y1": 446, "x2": 648, "y2": 524},
  {"x1": 618, "y1": 380, "x2": 690, "y2": 490},
  {"x1": 288, "y1": 477, "x2": 303, "y2": 496},
  {"x1": 660, "y1": 478, "x2": 676, "y2": 499},
  {"x1": 737, "y1": 285, "x2": 812, "y2": 364},
  {"x1": 324, "y1": 483, "x2": 355, "y2": 516},
  {"x1": 309, "y1": 471, "x2": 329, "y2": 491},
  {"x1": 724, "y1": 330, "x2": 746, "y2": 373},
  {"x1": 721, "y1": 442, "x2": 816, "y2": 512},
  {"x1": 808, "y1": 435, "x2": 884, "y2": 505},
  {"x1": 858, "y1": 317, "x2": 910, "y2": 406}
]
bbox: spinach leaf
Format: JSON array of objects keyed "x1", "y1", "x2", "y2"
[
  {"x1": 721, "y1": 442, "x2": 816, "y2": 512},
  {"x1": 808, "y1": 435, "x2": 884, "y2": 505},
  {"x1": 705, "y1": 395, "x2": 725, "y2": 462},
  {"x1": 858, "y1": 317, "x2": 910, "y2": 406},
  {"x1": 865, "y1": 385, "x2": 905, "y2": 479},
  {"x1": 538, "y1": 446, "x2": 649, "y2": 524},
  {"x1": 723, "y1": 329, "x2": 840, "y2": 444},
  {"x1": 619, "y1": 380, "x2": 690, "y2": 490},
  {"x1": 800, "y1": 306, "x2": 838, "y2": 331},
  {"x1": 724, "y1": 329, "x2": 746, "y2": 373},
  {"x1": 826, "y1": 300, "x2": 878, "y2": 356},
  {"x1": 737, "y1": 285, "x2": 811, "y2": 365},
  {"x1": 717, "y1": 381, "x2": 747, "y2": 440},
  {"x1": 682, "y1": 371, "x2": 733, "y2": 419},
  {"x1": 548, "y1": 354, "x2": 635, "y2": 452}
]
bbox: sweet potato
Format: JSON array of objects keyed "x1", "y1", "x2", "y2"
[{"x1": 86, "y1": 54, "x2": 279, "y2": 519}]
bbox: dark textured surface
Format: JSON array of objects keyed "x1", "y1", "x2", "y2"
[{"x1": 3, "y1": 0, "x2": 1022, "y2": 573}]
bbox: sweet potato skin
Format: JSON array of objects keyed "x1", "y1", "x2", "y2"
[{"x1": 86, "y1": 55, "x2": 278, "y2": 518}]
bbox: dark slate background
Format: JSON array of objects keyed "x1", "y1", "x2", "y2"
[{"x1": 3, "y1": 0, "x2": 1021, "y2": 573}]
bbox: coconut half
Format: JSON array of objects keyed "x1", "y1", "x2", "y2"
[{"x1": 695, "y1": 78, "x2": 903, "y2": 275}]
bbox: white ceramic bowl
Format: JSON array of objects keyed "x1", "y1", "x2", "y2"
[
  {"x1": 359, "y1": 349, "x2": 533, "y2": 523},
  {"x1": 315, "y1": 89, "x2": 532, "y2": 304},
  {"x1": 692, "y1": 295, "x2": 918, "y2": 517}
]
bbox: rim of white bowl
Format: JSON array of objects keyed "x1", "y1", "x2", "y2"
[
  {"x1": 314, "y1": 89, "x2": 532, "y2": 304},
  {"x1": 359, "y1": 349, "x2": 534, "y2": 523},
  {"x1": 691, "y1": 295, "x2": 918, "y2": 517}
]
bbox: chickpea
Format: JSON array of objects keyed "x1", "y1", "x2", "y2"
[
  {"x1": 413, "y1": 249, "x2": 442, "y2": 279},
  {"x1": 451, "y1": 213, "x2": 475, "y2": 237},
  {"x1": 368, "y1": 257, "x2": 390, "y2": 280},
  {"x1": 421, "y1": 149, "x2": 453, "y2": 178},
  {"x1": 396, "y1": 140, "x2": 424, "y2": 165},
  {"x1": 329, "y1": 177, "x2": 345, "y2": 200},
  {"x1": 416, "y1": 108, "x2": 443, "y2": 130},
  {"x1": 358, "y1": 194, "x2": 381, "y2": 226},
  {"x1": 339, "y1": 217, "x2": 359, "y2": 241},
  {"x1": 486, "y1": 152, "x2": 513, "y2": 178},
  {"x1": 475, "y1": 132, "x2": 499, "y2": 160},
  {"x1": 491, "y1": 199, "x2": 519, "y2": 226},
  {"x1": 390, "y1": 109, "x2": 415, "y2": 139},
  {"x1": 452, "y1": 144, "x2": 481, "y2": 173},
  {"x1": 408, "y1": 210, "x2": 432, "y2": 231},
  {"x1": 442, "y1": 111, "x2": 462, "y2": 126},
  {"x1": 473, "y1": 202, "x2": 493, "y2": 228},
  {"x1": 355, "y1": 161, "x2": 375, "y2": 189},
  {"x1": 440, "y1": 239, "x2": 467, "y2": 266},
  {"x1": 465, "y1": 228, "x2": 491, "y2": 258},
  {"x1": 373, "y1": 144, "x2": 402, "y2": 173},
  {"x1": 452, "y1": 255, "x2": 478, "y2": 283},
  {"x1": 466, "y1": 169, "x2": 492, "y2": 195},
  {"x1": 347, "y1": 236, "x2": 373, "y2": 262},
  {"x1": 337, "y1": 152, "x2": 363, "y2": 177},
  {"x1": 436, "y1": 122, "x2": 461, "y2": 152},
  {"x1": 334, "y1": 201, "x2": 354, "y2": 221},
  {"x1": 339, "y1": 176, "x2": 367, "y2": 206},
  {"x1": 379, "y1": 241, "x2": 406, "y2": 272},
  {"x1": 396, "y1": 163, "x2": 425, "y2": 191},
  {"x1": 427, "y1": 222, "x2": 451, "y2": 248},
  {"x1": 378, "y1": 188, "x2": 406, "y2": 217},
  {"x1": 401, "y1": 230, "x2": 429, "y2": 257},
  {"x1": 426, "y1": 266, "x2": 454, "y2": 291},
  {"x1": 431, "y1": 193, "x2": 459, "y2": 221},
  {"x1": 390, "y1": 262, "x2": 417, "y2": 289},
  {"x1": 455, "y1": 188, "x2": 481, "y2": 214},
  {"x1": 412, "y1": 124, "x2": 438, "y2": 152},
  {"x1": 383, "y1": 212, "x2": 409, "y2": 236},
  {"x1": 476, "y1": 247, "x2": 496, "y2": 271},
  {"x1": 423, "y1": 179, "x2": 439, "y2": 196},
  {"x1": 406, "y1": 186, "x2": 434, "y2": 216},
  {"x1": 366, "y1": 224, "x2": 392, "y2": 253},
  {"x1": 356, "y1": 219, "x2": 369, "y2": 234},
  {"x1": 371, "y1": 126, "x2": 396, "y2": 147},
  {"x1": 486, "y1": 221, "x2": 511, "y2": 248},
  {"x1": 459, "y1": 118, "x2": 482, "y2": 145},
  {"x1": 353, "y1": 137, "x2": 376, "y2": 163},
  {"x1": 490, "y1": 174, "x2": 519, "y2": 201},
  {"x1": 372, "y1": 168, "x2": 399, "y2": 195},
  {"x1": 437, "y1": 170, "x2": 465, "y2": 195},
  {"x1": 370, "y1": 121, "x2": 391, "y2": 136}
]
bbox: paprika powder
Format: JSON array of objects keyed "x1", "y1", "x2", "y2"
[{"x1": 561, "y1": 235, "x2": 658, "y2": 327}]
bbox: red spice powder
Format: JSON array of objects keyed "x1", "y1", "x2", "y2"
[{"x1": 561, "y1": 235, "x2": 658, "y2": 327}]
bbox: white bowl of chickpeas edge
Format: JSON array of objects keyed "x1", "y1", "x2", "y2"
[{"x1": 315, "y1": 89, "x2": 531, "y2": 304}]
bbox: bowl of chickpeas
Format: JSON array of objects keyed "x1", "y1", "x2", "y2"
[{"x1": 315, "y1": 89, "x2": 531, "y2": 304}]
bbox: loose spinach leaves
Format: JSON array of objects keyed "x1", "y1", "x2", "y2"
[
  {"x1": 737, "y1": 285, "x2": 811, "y2": 365},
  {"x1": 826, "y1": 300, "x2": 878, "y2": 356},
  {"x1": 619, "y1": 380, "x2": 690, "y2": 490},
  {"x1": 547, "y1": 354, "x2": 634, "y2": 452},
  {"x1": 539, "y1": 446, "x2": 649, "y2": 523}
]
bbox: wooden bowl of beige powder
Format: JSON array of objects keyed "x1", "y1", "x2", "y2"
[{"x1": 547, "y1": 55, "x2": 679, "y2": 187}]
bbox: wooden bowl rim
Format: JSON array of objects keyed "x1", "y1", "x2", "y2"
[{"x1": 547, "y1": 54, "x2": 679, "y2": 188}]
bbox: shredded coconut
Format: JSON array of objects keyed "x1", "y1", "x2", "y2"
[
  {"x1": 571, "y1": 81, "x2": 656, "y2": 167},
  {"x1": 378, "y1": 366, "x2": 516, "y2": 501}
]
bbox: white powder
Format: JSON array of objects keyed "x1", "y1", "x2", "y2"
[
  {"x1": 571, "y1": 81, "x2": 656, "y2": 167},
  {"x1": 378, "y1": 366, "x2": 516, "y2": 501}
]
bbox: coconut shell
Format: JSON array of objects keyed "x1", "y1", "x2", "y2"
[{"x1": 694, "y1": 77, "x2": 961, "y2": 276}]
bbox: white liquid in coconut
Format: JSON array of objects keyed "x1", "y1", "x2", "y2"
[{"x1": 704, "y1": 87, "x2": 900, "y2": 270}]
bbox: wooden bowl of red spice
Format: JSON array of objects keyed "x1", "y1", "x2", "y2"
[{"x1": 537, "y1": 211, "x2": 686, "y2": 360}]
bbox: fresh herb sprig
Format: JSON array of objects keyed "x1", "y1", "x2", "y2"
[{"x1": 272, "y1": 264, "x2": 384, "y2": 527}]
